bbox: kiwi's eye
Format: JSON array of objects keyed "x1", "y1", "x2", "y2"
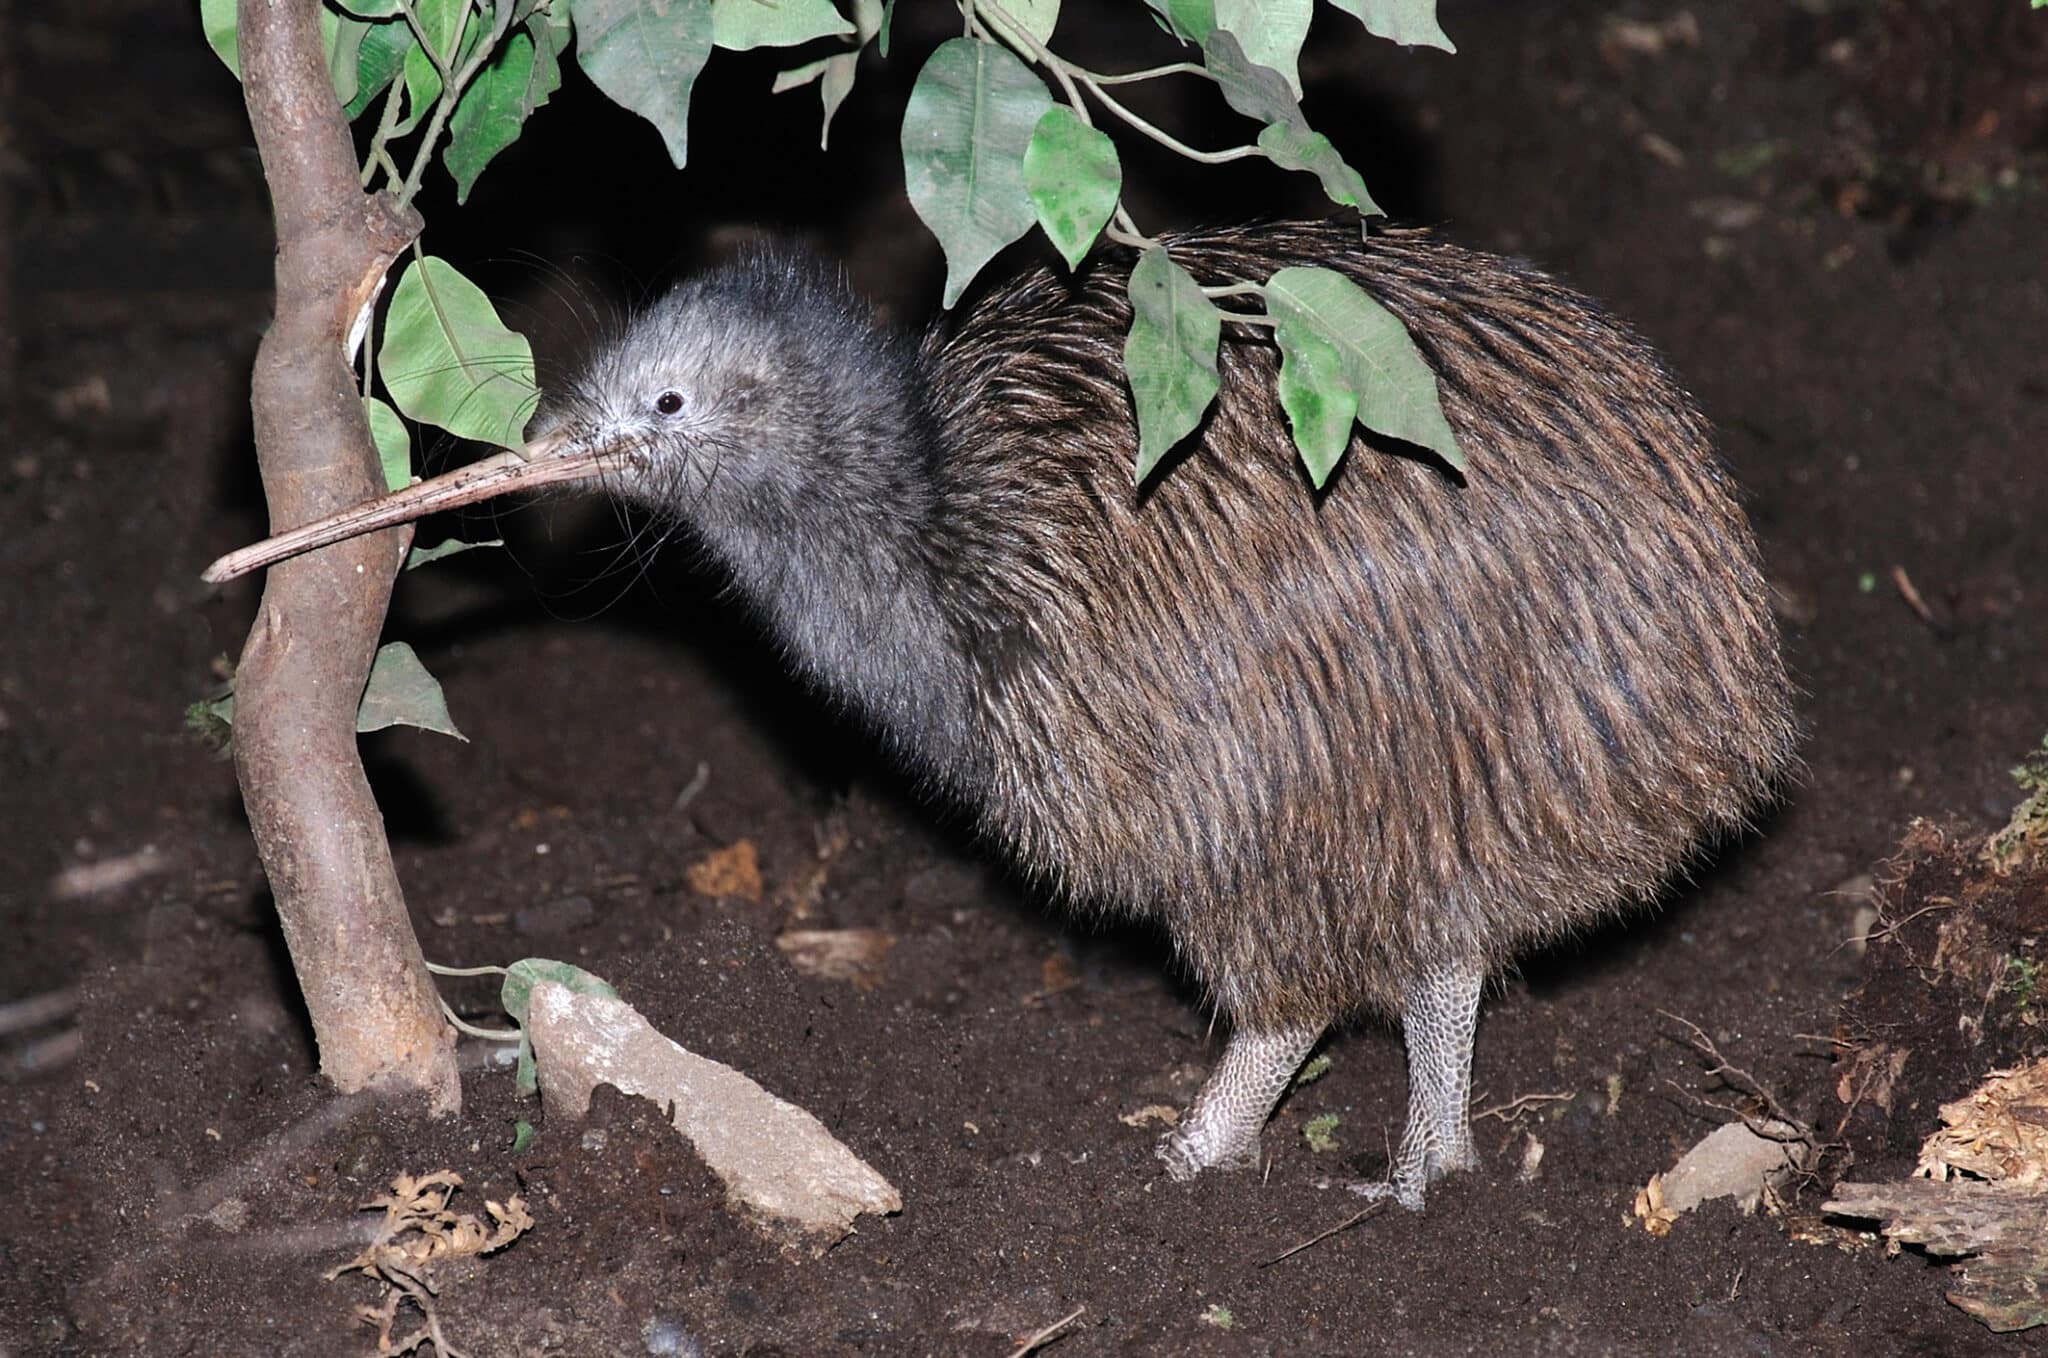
[{"x1": 654, "y1": 390, "x2": 685, "y2": 417}]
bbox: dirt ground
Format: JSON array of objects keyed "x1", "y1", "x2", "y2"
[{"x1": 4, "y1": 0, "x2": 2046, "y2": 1354}]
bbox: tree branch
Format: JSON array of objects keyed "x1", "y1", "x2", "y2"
[{"x1": 231, "y1": 0, "x2": 458, "y2": 1112}]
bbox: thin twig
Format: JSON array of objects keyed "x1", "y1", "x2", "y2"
[
  {"x1": 1080, "y1": 60, "x2": 1208, "y2": 85},
  {"x1": 0, "y1": 987, "x2": 80, "y2": 1039},
  {"x1": 425, "y1": 962, "x2": 510, "y2": 979},
  {"x1": 1890, "y1": 564, "x2": 1937, "y2": 627},
  {"x1": 1, "y1": 1027, "x2": 82, "y2": 1075},
  {"x1": 1260, "y1": 1200, "x2": 1386, "y2": 1266},
  {"x1": 1831, "y1": 1050, "x2": 1886, "y2": 1140},
  {"x1": 1471, "y1": 1090, "x2": 1574, "y2": 1123},
  {"x1": 1076, "y1": 74, "x2": 1262, "y2": 164},
  {"x1": 1861, "y1": 895, "x2": 1961, "y2": 945},
  {"x1": 672, "y1": 760, "x2": 712, "y2": 813},
  {"x1": 437, "y1": 1000, "x2": 521, "y2": 1042},
  {"x1": 398, "y1": 0, "x2": 517, "y2": 206},
  {"x1": 1660, "y1": 1011, "x2": 1799, "y2": 1126},
  {"x1": 969, "y1": 0, "x2": 1090, "y2": 128},
  {"x1": 359, "y1": 75, "x2": 410, "y2": 190},
  {"x1": 1004, "y1": 1304, "x2": 1084, "y2": 1357},
  {"x1": 1103, "y1": 222, "x2": 1152, "y2": 251}
]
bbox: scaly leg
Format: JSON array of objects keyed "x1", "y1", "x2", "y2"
[
  {"x1": 1353, "y1": 955, "x2": 1485, "y2": 1209},
  {"x1": 1157, "y1": 1024, "x2": 1323, "y2": 1180}
]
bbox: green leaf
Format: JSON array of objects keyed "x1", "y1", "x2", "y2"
[
  {"x1": 185, "y1": 692, "x2": 236, "y2": 747},
  {"x1": 199, "y1": 0, "x2": 240, "y2": 74},
  {"x1": 816, "y1": 51, "x2": 862, "y2": 147},
  {"x1": 852, "y1": 0, "x2": 884, "y2": 43},
  {"x1": 380, "y1": 255, "x2": 538, "y2": 450},
  {"x1": 1204, "y1": 34, "x2": 1380, "y2": 219},
  {"x1": 394, "y1": 41, "x2": 442, "y2": 135},
  {"x1": 1142, "y1": 0, "x2": 1214, "y2": 43},
  {"x1": 901, "y1": 38, "x2": 1054, "y2": 308},
  {"x1": 1257, "y1": 121, "x2": 1381, "y2": 216},
  {"x1": 1323, "y1": 0, "x2": 1456, "y2": 53},
  {"x1": 770, "y1": 0, "x2": 884, "y2": 146},
  {"x1": 981, "y1": 0, "x2": 1059, "y2": 46},
  {"x1": 1214, "y1": 0, "x2": 1309, "y2": 96},
  {"x1": 1264, "y1": 265, "x2": 1464, "y2": 475},
  {"x1": 712, "y1": 0, "x2": 853, "y2": 50},
  {"x1": 327, "y1": 14, "x2": 367, "y2": 107},
  {"x1": 502, "y1": 958, "x2": 620, "y2": 1025},
  {"x1": 1200, "y1": 28, "x2": 1296, "y2": 126},
  {"x1": 502, "y1": 958, "x2": 620, "y2": 1097},
  {"x1": 445, "y1": 16, "x2": 565, "y2": 202},
  {"x1": 510, "y1": 1119, "x2": 535, "y2": 1152},
  {"x1": 406, "y1": 537, "x2": 505, "y2": 570},
  {"x1": 409, "y1": 0, "x2": 471, "y2": 64},
  {"x1": 878, "y1": 0, "x2": 894, "y2": 55},
  {"x1": 357, "y1": 642, "x2": 465, "y2": 739},
  {"x1": 364, "y1": 395, "x2": 412, "y2": 491},
  {"x1": 343, "y1": 19, "x2": 418, "y2": 120},
  {"x1": 334, "y1": 0, "x2": 405, "y2": 16},
  {"x1": 1123, "y1": 247, "x2": 1221, "y2": 482},
  {"x1": 1271, "y1": 308, "x2": 1357, "y2": 486},
  {"x1": 388, "y1": 0, "x2": 473, "y2": 135},
  {"x1": 1023, "y1": 106, "x2": 1120, "y2": 272},
  {"x1": 575, "y1": 0, "x2": 716, "y2": 169}
]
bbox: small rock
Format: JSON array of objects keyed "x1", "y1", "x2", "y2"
[
  {"x1": 1660, "y1": 1119, "x2": 1807, "y2": 1214},
  {"x1": 641, "y1": 1316, "x2": 701, "y2": 1357}
]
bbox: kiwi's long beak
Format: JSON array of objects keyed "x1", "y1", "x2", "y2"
[{"x1": 200, "y1": 427, "x2": 612, "y2": 585}]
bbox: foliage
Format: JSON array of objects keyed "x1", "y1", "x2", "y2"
[
  {"x1": 1987, "y1": 733, "x2": 2048, "y2": 872},
  {"x1": 200, "y1": 0, "x2": 1464, "y2": 1117},
  {"x1": 499, "y1": 957, "x2": 619, "y2": 1096},
  {"x1": 202, "y1": 0, "x2": 1465, "y2": 513}
]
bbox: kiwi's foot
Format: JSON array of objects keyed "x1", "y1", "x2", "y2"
[{"x1": 1154, "y1": 1025, "x2": 1322, "y2": 1181}]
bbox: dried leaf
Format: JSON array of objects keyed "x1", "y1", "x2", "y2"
[{"x1": 688, "y1": 839, "x2": 763, "y2": 901}]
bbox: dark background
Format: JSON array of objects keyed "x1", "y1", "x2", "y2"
[{"x1": 2, "y1": 0, "x2": 2045, "y2": 1352}]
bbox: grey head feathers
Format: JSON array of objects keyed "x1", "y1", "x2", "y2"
[{"x1": 541, "y1": 245, "x2": 975, "y2": 776}]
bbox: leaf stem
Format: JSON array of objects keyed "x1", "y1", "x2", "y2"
[
  {"x1": 1103, "y1": 221, "x2": 1153, "y2": 250},
  {"x1": 1075, "y1": 73, "x2": 1262, "y2": 164},
  {"x1": 965, "y1": 0, "x2": 1092, "y2": 127},
  {"x1": 397, "y1": 0, "x2": 517, "y2": 209},
  {"x1": 397, "y1": 0, "x2": 452, "y2": 85},
  {"x1": 360, "y1": 76, "x2": 410, "y2": 191},
  {"x1": 437, "y1": 997, "x2": 522, "y2": 1042},
  {"x1": 1074, "y1": 60, "x2": 1207, "y2": 85}
]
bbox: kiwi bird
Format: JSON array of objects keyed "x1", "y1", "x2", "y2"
[{"x1": 219, "y1": 219, "x2": 1799, "y2": 1206}]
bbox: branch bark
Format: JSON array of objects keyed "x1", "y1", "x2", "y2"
[{"x1": 232, "y1": 0, "x2": 458, "y2": 1111}]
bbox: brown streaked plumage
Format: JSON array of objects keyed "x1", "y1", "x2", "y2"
[{"x1": 464, "y1": 220, "x2": 1805, "y2": 1205}]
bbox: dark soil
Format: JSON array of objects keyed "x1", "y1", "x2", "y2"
[{"x1": 5, "y1": 1, "x2": 2047, "y2": 1354}]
